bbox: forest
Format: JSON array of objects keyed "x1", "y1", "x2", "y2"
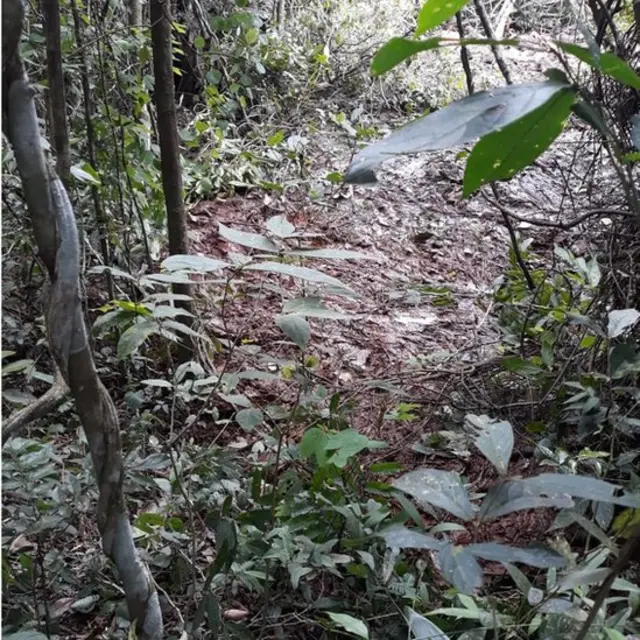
[{"x1": 1, "y1": 0, "x2": 639, "y2": 638}]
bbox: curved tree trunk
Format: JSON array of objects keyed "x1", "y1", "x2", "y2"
[{"x1": 2, "y1": 1, "x2": 163, "y2": 637}]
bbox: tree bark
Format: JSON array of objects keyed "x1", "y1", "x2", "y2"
[
  {"x1": 42, "y1": 0, "x2": 71, "y2": 185},
  {"x1": 2, "y1": 1, "x2": 164, "y2": 636},
  {"x1": 150, "y1": 0, "x2": 194, "y2": 359}
]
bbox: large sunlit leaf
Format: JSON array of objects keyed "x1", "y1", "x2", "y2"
[
  {"x1": 557, "y1": 42, "x2": 640, "y2": 90},
  {"x1": 247, "y1": 261, "x2": 353, "y2": 292},
  {"x1": 266, "y1": 214, "x2": 296, "y2": 238},
  {"x1": 345, "y1": 81, "x2": 571, "y2": 184},
  {"x1": 466, "y1": 415, "x2": 513, "y2": 475},
  {"x1": 218, "y1": 222, "x2": 280, "y2": 252},
  {"x1": 287, "y1": 248, "x2": 374, "y2": 260},
  {"x1": 468, "y1": 542, "x2": 565, "y2": 568},
  {"x1": 394, "y1": 469, "x2": 475, "y2": 521},
  {"x1": 283, "y1": 297, "x2": 352, "y2": 319},
  {"x1": 380, "y1": 526, "x2": 444, "y2": 551},
  {"x1": 479, "y1": 480, "x2": 574, "y2": 521},
  {"x1": 462, "y1": 87, "x2": 576, "y2": 196},
  {"x1": 607, "y1": 309, "x2": 640, "y2": 338},
  {"x1": 275, "y1": 314, "x2": 311, "y2": 349},
  {"x1": 406, "y1": 608, "x2": 450, "y2": 640},
  {"x1": 438, "y1": 543, "x2": 483, "y2": 594},
  {"x1": 416, "y1": 0, "x2": 469, "y2": 35},
  {"x1": 162, "y1": 254, "x2": 229, "y2": 272},
  {"x1": 327, "y1": 612, "x2": 369, "y2": 639}
]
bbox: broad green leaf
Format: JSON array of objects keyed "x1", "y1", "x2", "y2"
[
  {"x1": 236, "y1": 408, "x2": 263, "y2": 431},
  {"x1": 71, "y1": 162, "x2": 101, "y2": 185},
  {"x1": 162, "y1": 254, "x2": 229, "y2": 272},
  {"x1": 416, "y1": 0, "x2": 469, "y2": 35},
  {"x1": 610, "y1": 342, "x2": 640, "y2": 379},
  {"x1": 283, "y1": 297, "x2": 352, "y2": 319},
  {"x1": 406, "y1": 607, "x2": 450, "y2": 640},
  {"x1": 394, "y1": 469, "x2": 475, "y2": 521},
  {"x1": 146, "y1": 272, "x2": 195, "y2": 284},
  {"x1": 462, "y1": 88, "x2": 576, "y2": 196},
  {"x1": 275, "y1": 314, "x2": 311, "y2": 349},
  {"x1": 466, "y1": 415, "x2": 513, "y2": 475},
  {"x1": 345, "y1": 81, "x2": 571, "y2": 184},
  {"x1": 439, "y1": 543, "x2": 483, "y2": 594},
  {"x1": 522, "y1": 474, "x2": 640, "y2": 509},
  {"x1": 266, "y1": 214, "x2": 296, "y2": 238},
  {"x1": 218, "y1": 222, "x2": 280, "y2": 252},
  {"x1": 479, "y1": 480, "x2": 574, "y2": 520},
  {"x1": 380, "y1": 526, "x2": 444, "y2": 551},
  {"x1": 327, "y1": 612, "x2": 369, "y2": 639},
  {"x1": 300, "y1": 426, "x2": 329, "y2": 465},
  {"x1": 117, "y1": 320, "x2": 158, "y2": 358},
  {"x1": 607, "y1": 308, "x2": 640, "y2": 338},
  {"x1": 502, "y1": 357, "x2": 544, "y2": 376},
  {"x1": 557, "y1": 567, "x2": 611, "y2": 592},
  {"x1": 371, "y1": 37, "x2": 441, "y2": 75},
  {"x1": 557, "y1": 42, "x2": 640, "y2": 90},
  {"x1": 247, "y1": 261, "x2": 353, "y2": 292},
  {"x1": 468, "y1": 542, "x2": 564, "y2": 568},
  {"x1": 287, "y1": 248, "x2": 374, "y2": 260},
  {"x1": 4, "y1": 633, "x2": 51, "y2": 640},
  {"x1": 326, "y1": 430, "x2": 386, "y2": 468},
  {"x1": 217, "y1": 393, "x2": 252, "y2": 408},
  {"x1": 572, "y1": 101, "x2": 609, "y2": 137}
]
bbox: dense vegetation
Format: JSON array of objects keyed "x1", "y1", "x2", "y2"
[{"x1": 2, "y1": 0, "x2": 639, "y2": 639}]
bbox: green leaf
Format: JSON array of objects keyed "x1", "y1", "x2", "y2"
[
  {"x1": 439, "y1": 543, "x2": 483, "y2": 594},
  {"x1": 327, "y1": 612, "x2": 369, "y2": 639},
  {"x1": 607, "y1": 308, "x2": 640, "y2": 338},
  {"x1": 283, "y1": 297, "x2": 352, "y2": 319},
  {"x1": 610, "y1": 342, "x2": 640, "y2": 379},
  {"x1": 462, "y1": 87, "x2": 576, "y2": 196},
  {"x1": 466, "y1": 415, "x2": 513, "y2": 475},
  {"x1": 247, "y1": 261, "x2": 353, "y2": 292},
  {"x1": 300, "y1": 427, "x2": 329, "y2": 465},
  {"x1": 4, "y1": 632, "x2": 51, "y2": 640},
  {"x1": 468, "y1": 542, "x2": 564, "y2": 568},
  {"x1": 326, "y1": 430, "x2": 386, "y2": 468},
  {"x1": 142, "y1": 378, "x2": 173, "y2": 389},
  {"x1": 345, "y1": 81, "x2": 571, "y2": 184},
  {"x1": 162, "y1": 254, "x2": 229, "y2": 272},
  {"x1": 394, "y1": 469, "x2": 475, "y2": 521},
  {"x1": 416, "y1": 0, "x2": 469, "y2": 35},
  {"x1": 380, "y1": 525, "x2": 444, "y2": 551},
  {"x1": 371, "y1": 37, "x2": 442, "y2": 75},
  {"x1": 557, "y1": 42, "x2": 640, "y2": 90},
  {"x1": 71, "y1": 162, "x2": 101, "y2": 185},
  {"x1": 266, "y1": 214, "x2": 296, "y2": 238},
  {"x1": 287, "y1": 248, "x2": 374, "y2": 260},
  {"x1": 502, "y1": 357, "x2": 544, "y2": 376},
  {"x1": 479, "y1": 479, "x2": 574, "y2": 520},
  {"x1": 117, "y1": 320, "x2": 158, "y2": 358},
  {"x1": 275, "y1": 314, "x2": 311, "y2": 349},
  {"x1": 218, "y1": 222, "x2": 280, "y2": 252},
  {"x1": 236, "y1": 408, "x2": 263, "y2": 431},
  {"x1": 194, "y1": 35, "x2": 205, "y2": 49},
  {"x1": 407, "y1": 607, "x2": 450, "y2": 640}
]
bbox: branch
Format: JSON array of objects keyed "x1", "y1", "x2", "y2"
[{"x1": 2, "y1": 368, "x2": 68, "y2": 444}]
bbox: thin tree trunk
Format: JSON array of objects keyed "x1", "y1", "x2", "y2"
[
  {"x1": 2, "y1": 2, "x2": 164, "y2": 636},
  {"x1": 150, "y1": 0, "x2": 194, "y2": 359},
  {"x1": 455, "y1": 12, "x2": 475, "y2": 95},
  {"x1": 42, "y1": 0, "x2": 71, "y2": 185},
  {"x1": 70, "y1": 0, "x2": 114, "y2": 300},
  {"x1": 473, "y1": 0, "x2": 513, "y2": 85}
]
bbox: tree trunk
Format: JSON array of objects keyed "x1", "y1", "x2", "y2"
[
  {"x1": 42, "y1": 0, "x2": 70, "y2": 185},
  {"x1": 2, "y1": 1, "x2": 164, "y2": 636},
  {"x1": 150, "y1": 0, "x2": 194, "y2": 359}
]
